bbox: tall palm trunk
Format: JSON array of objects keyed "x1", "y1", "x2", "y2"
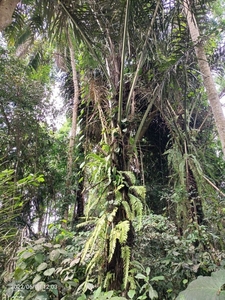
[
  {"x1": 184, "y1": 0, "x2": 225, "y2": 157},
  {"x1": 0, "y1": 0, "x2": 19, "y2": 31},
  {"x1": 62, "y1": 33, "x2": 80, "y2": 227}
]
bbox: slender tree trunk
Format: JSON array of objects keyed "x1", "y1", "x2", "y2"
[
  {"x1": 184, "y1": 0, "x2": 225, "y2": 157},
  {"x1": 62, "y1": 34, "x2": 80, "y2": 227},
  {"x1": 0, "y1": 0, "x2": 19, "y2": 31},
  {"x1": 71, "y1": 181, "x2": 84, "y2": 228}
]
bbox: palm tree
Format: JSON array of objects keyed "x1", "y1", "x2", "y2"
[{"x1": 184, "y1": 0, "x2": 225, "y2": 157}]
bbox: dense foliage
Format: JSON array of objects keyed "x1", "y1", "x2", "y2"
[{"x1": 1, "y1": 0, "x2": 225, "y2": 299}]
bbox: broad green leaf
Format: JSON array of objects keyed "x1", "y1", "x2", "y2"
[
  {"x1": 135, "y1": 273, "x2": 147, "y2": 280},
  {"x1": 148, "y1": 285, "x2": 158, "y2": 299},
  {"x1": 50, "y1": 287, "x2": 59, "y2": 296},
  {"x1": 43, "y1": 268, "x2": 55, "y2": 276},
  {"x1": 58, "y1": 249, "x2": 68, "y2": 255},
  {"x1": 106, "y1": 291, "x2": 114, "y2": 298},
  {"x1": 21, "y1": 250, "x2": 34, "y2": 259},
  {"x1": 17, "y1": 261, "x2": 27, "y2": 270},
  {"x1": 49, "y1": 249, "x2": 60, "y2": 261},
  {"x1": 128, "y1": 289, "x2": 136, "y2": 299},
  {"x1": 14, "y1": 268, "x2": 25, "y2": 280},
  {"x1": 65, "y1": 280, "x2": 79, "y2": 287},
  {"x1": 151, "y1": 276, "x2": 165, "y2": 282},
  {"x1": 35, "y1": 281, "x2": 46, "y2": 292},
  {"x1": 37, "y1": 262, "x2": 48, "y2": 272},
  {"x1": 33, "y1": 245, "x2": 44, "y2": 252},
  {"x1": 93, "y1": 287, "x2": 102, "y2": 298},
  {"x1": 34, "y1": 253, "x2": 44, "y2": 263},
  {"x1": 176, "y1": 270, "x2": 225, "y2": 300},
  {"x1": 32, "y1": 274, "x2": 42, "y2": 284}
]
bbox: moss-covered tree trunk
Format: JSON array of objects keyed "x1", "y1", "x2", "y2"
[{"x1": 106, "y1": 141, "x2": 135, "y2": 290}]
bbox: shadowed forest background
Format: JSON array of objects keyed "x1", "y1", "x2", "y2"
[{"x1": 1, "y1": 0, "x2": 225, "y2": 299}]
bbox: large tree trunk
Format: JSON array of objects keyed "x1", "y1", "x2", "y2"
[
  {"x1": 0, "y1": 0, "x2": 20, "y2": 31},
  {"x1": 106, "y1": 154, "x2": 135, "y2": 291},
  {"x1": 184, "y1": 0, "x2": 225, "y2": 157}
]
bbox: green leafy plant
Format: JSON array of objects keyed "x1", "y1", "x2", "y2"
[
  {"x1": 0, "y1": 169, "x2": 44, "y2": 243},
  {"x1": 129, "y1": 261, "x2": 164, "y2": 300},
  {"x1": 176, "y1": 270, "x2": 225, "y2": 300},
  {"x1": 77, "y1": 287, "x2": 127, "y2": 300},
  {"x1": 6, "y1": 236, "x2": 86, "y2": 300},
  {"x1": 133, "y1": 214, "x2": 225, "y2": 299}
]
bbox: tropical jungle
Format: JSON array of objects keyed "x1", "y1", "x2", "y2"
[{"x1": 1, "y1": 0, "x2": 225, "y2": 299}]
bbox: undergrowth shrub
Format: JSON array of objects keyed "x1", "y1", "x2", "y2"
[
  {"x1": 5, "y1": 214, "x2": 225, "y2": 300},
  {"x1": 134, "y1": 214, "x2": 225, "y2": 299},
  {"x1": 4, "y1": 227, "x2": 88, "y2": 300}
]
